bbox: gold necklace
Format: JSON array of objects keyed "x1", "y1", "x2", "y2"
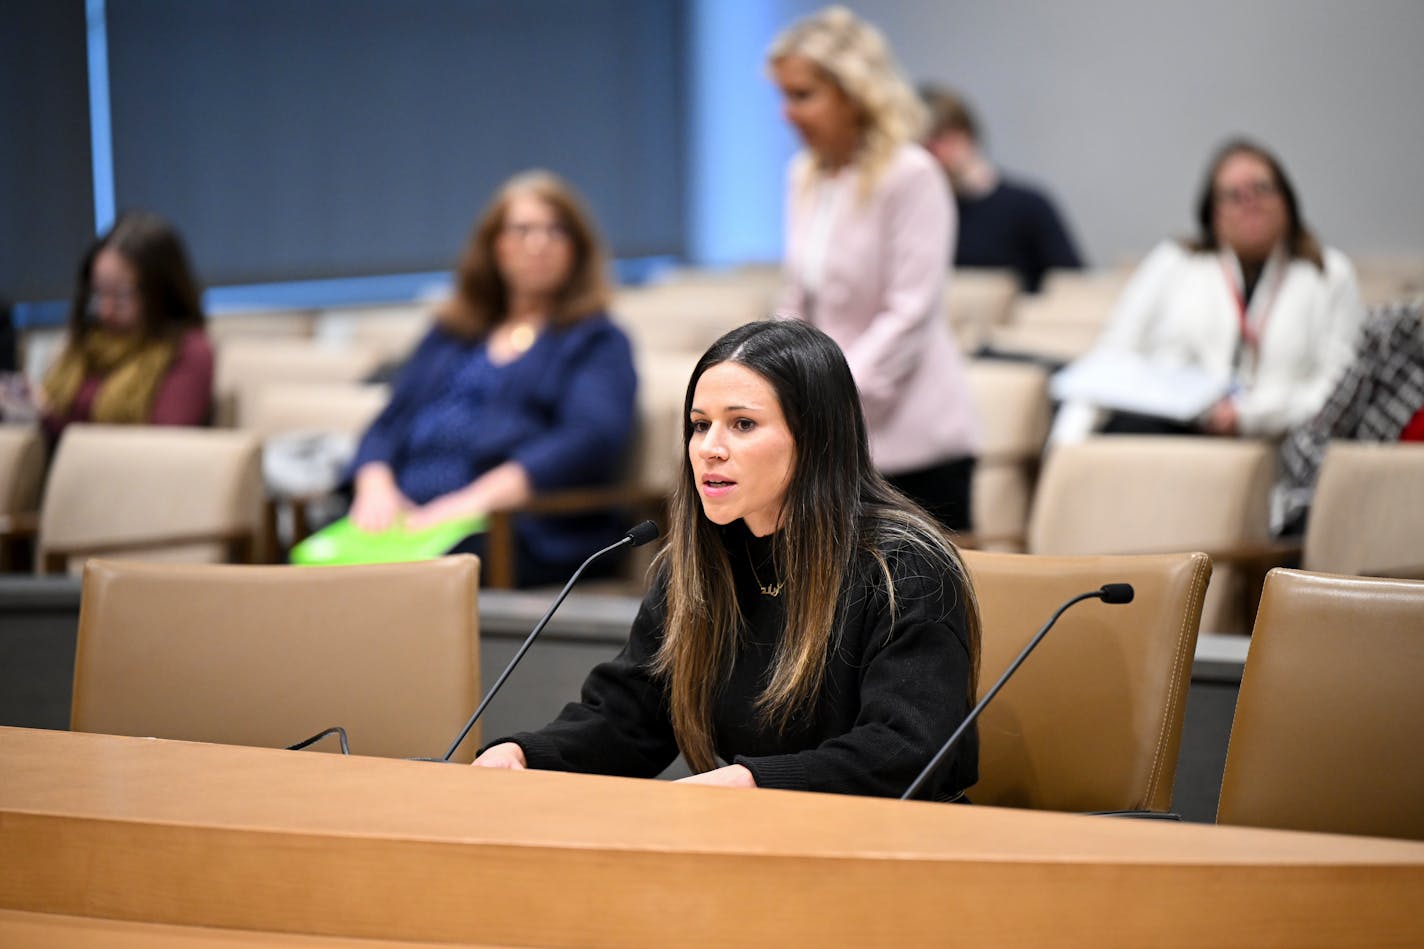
[
  {"x1": 507, "y1": 323, "x2": 539, "y2": 355},
  {"x1": 745, "y1": 540, "x2": 784, "y2": 598}
]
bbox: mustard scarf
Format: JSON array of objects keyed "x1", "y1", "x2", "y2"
[{"x1": 42, "y1": 329, "x2": 178, "y2": 424}]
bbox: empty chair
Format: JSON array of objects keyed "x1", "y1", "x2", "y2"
[
  {"x1": 205, "y1": 308, "x2": 316, "y2": 344},
  {"x1": 1303, "y1": 441, "x2": 1424, "y2": 579},
  {"x1": 236, "y1": 380, "x2": 391, "y2": 438},
  {"x1": 1217, "y1": 569, "x2": 1424, "y2": 839},
  {"x1": 71, "y1": 555, "x2": 482, "y2": 761},
  {"x1": 963, "y1": 549, "x2": 1211, "y2": 813},
  {"x1": 612, "y1": 282, "x2": 773, "y2": 355},
  {"x1": 213, "y1": 339, "x2": 387, "y2": 427},
  {"x1": 944, "y1": 268, "x2": 1017, "y2": 352},
  {"x1": 1028, "y1": 436, "x2": 1275, "y2": 633},
  {"x1": 312, "y1": 303, "x2": 432, "y2": 363},
  {"x1": 37, "y1": 424, "x2": 263, "y2": 573},
  {"x1": 964, "y1": 359, "x2": 1050, "y2": 550}
]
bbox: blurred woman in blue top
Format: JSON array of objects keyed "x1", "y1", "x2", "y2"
[{"x1": 348, "y1": 170, "x2": 637, "y2": 585}]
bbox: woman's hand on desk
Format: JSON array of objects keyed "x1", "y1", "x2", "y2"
[
  {"x1": 675, "y1": 764, "x2": 757, "y2": 788},
  {"x1": 472, "y1": 742, "x2": 527, "y2": 769}
]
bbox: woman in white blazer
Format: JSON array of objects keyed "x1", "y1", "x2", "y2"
[
  {"x1": 1054, "y1": 139, "x2": 1364, "y2": 443},
  {"x1": 769, "y1": 5, "x2": 980, "y2": 533}
]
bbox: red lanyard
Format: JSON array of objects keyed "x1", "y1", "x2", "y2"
[{"x1": 1220, "y1": 256, "x2": 1283, "y2": 359}]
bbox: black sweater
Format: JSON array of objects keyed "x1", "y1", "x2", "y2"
[{"x1": 498, "y1": 520, "x2": 978, "y2": 800}]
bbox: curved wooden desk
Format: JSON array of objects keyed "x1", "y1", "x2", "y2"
[{"x1": 3, "y1": 727, "x2": 1422, "y2": 946}]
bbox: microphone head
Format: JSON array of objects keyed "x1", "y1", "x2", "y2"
[
  {"x1": 624, "y1": 520, "x2": 661, "y2": 548},
  {"x1": 1099, "y1": 583, "x2": 1135, "y2": 605}
]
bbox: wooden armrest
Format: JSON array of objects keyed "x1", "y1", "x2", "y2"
[
  {"x1": 1198, "y1": 541, "x2": 1303, "y2": 571},
  {"x1": 39, "y1": 526, "x2": 258, "y2": 575},
  {"x1": 482, "y1": 486, "x2": 669, "y2": 589},
  {"x1": 0, "y1": 511, "x2": 40, "y2": 538},
  {"x1": 1366, "y1": 564, "x2": 1424, "y2": 581}
]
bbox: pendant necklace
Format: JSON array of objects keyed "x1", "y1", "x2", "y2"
[{"x1": 745, "y1": 539, "x2": 784, "y2": 598}]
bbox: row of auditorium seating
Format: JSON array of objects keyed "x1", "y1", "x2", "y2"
[
  {"x1": 3, "y1": 414, "x2": 1420, "y2": 640},
  {"x1": 59, "y1": 552, "x2": 1424, "y2": 840}
]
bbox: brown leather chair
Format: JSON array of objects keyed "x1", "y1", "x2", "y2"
[
  {"x1": 1217, "y1": 569, "x2": 1424, "y2": 839},
  {"x1": 71, "y1": 555, "x2": 482, "y2": 762},
  {"x1": 37, "y1": 424, "x2": 265, "y2": 573},
  {"x1": 962, "y1": 549, "x2": 1212, "y2": 813}
]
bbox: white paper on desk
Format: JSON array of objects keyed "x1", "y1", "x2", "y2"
[{"x1": 1049, "y1": 351, "x2": 1231, "y2": 423}]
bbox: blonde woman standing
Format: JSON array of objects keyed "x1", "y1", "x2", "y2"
[{"x1": 770, "y1": 6, "x2": 980, "y2": 533}]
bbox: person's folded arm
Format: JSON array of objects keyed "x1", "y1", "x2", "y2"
[
  {"x1": 484, "y1": 578, "x2": 680, "y2": 778},
  {"x1": 511, "y1": 323, "x2": 637, "y2": 494}
]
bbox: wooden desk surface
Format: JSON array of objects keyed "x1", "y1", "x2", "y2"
[{"x1": 3, "y1": 726, "x2": 1422, "y2": 946}]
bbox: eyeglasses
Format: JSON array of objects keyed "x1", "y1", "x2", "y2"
[
  {"x1": 88, "y1": 285, "x2": 139, "y2": 310},
  {"x1": 500, "y1": 222, "x2": 571, "y2": 243},
  {"x1": 1215, "y1": 180, "x2": 1279, "y2": 207}
]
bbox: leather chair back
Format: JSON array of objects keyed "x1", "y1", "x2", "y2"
[
  {"x1": 0, "y1": 425, "x2": 45, "y2": 515},
  {"x1": 72, "y1": 555, "x2": 482, "y2": 761},
  {"x1": 1217, "y1": 569, "x2": 1424, "y2": 839},
  {"x1": 963, "y1": 549, "x2": 1211, "y2": 812}
]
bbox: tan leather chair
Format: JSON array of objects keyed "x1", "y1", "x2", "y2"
[
  {"x1": 612, "y1": 282, "x2": 773, "y2": 355},
  {"x1": 1217, "y1": 569, "x2": 1424, "y2": 839},
  {"x1": 1303, "y1": 442, "x2": 1424, "y2": 579},
  {"x1": 205, "y1": 308, "x2": 316, "y2": 345},
  {"x1": 312, "y1": 303, "x2": 431, "y2": 363},
  {"x1": 71, "y1": 555, "x2": 482, "y2": 761},
  {"x1": 37, "y1": 425, "x2": 264, "y2": 573},
  {"x1": 965, "y1": 359, "x2": 1050, "y2": 550},
  {"x1": 963, "y1": 549, "x2": 1211, "y2": 813},
  {"x1": 1028, "y1": 436, "x2": 1275, "y2": 633}
]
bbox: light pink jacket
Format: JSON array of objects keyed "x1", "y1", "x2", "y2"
[{"x1": 779, "y1": 144, "x2": 979, "y2": 474}]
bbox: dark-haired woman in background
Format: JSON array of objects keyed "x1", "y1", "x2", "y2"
[
  {"x1": 40, "y1": 211, "x2": 213, "y2": 440},
  {"x1": 475, "y1": 320, "x2": 981, "y2": 800},
  {"x1": 347, "y1": 170, "x2": 636, "y2": 586},
  {"x1": 1053, "y1": 139, "x2": 1365, "y2": 442}
]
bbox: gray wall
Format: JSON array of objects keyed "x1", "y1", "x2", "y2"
[{"x1": 767, "y1": 0, "x2": 1424, "y2": 266}]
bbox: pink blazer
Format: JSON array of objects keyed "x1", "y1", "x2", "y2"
[{"x1": 780, "y1": 144, "x2": 979, "y2": 474}]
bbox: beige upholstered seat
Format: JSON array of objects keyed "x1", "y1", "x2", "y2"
[
  {"x1": 945, "y1": 268, "x2": 1017, "y2": 351},
  {"x1": 205, "y1": 308, "x2": 316, "y2": 344},
  {"x1": 965, "y1": 359, "x2": 1050, "y2": 550},
  {"x1": 963, "y1": 549, "x2": 1211, "y2": 813},
  {"x1": 71, "y1": 555, "x2": 482, "y2": 761},
  {"x1": 312, "y1": 303, "x2": 431, "y2": 362},
  {"x1": 1028, "y1": 436, "x2": 1275, "y2": 633},
  {"x1": 1302, "y1": 441, "x2": 1424, "y2": 578},
  {"x1": 235, "y1": 380, "x2": 391, "y2": 437},
  {"x1": 1217, "y1": 569, "x2": 1424, "y2": 839},
  {"x1": 612, "y1": 282, "x2": 773, "y2": 355},
  {"x1": 213, "y1": 339, "x2": 387, "y2": 427},
  {"x1": 37, "y1": 425, "x2": 264, "y2": 573}
]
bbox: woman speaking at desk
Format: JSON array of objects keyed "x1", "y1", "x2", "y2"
[{"x1": 475, "y1": 320, "x2": 982, "y2": 800}]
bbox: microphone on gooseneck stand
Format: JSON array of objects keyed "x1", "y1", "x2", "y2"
[
  {"x1": 436, "y1": 519, "x2": 662, "y2": 763},
  {"x1": 899, "y1": 583, "x2": 1135, "y2": 801}
]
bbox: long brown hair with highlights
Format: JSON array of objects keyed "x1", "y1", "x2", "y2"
[
  {"x1": 651, "y1": 320, "x2": 981, "y2": 772},
  {"x1": 440, "y1": 170, "x2": 611, "y2": 339}
]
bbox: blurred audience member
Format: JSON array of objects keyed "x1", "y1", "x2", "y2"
[
  {"x1": 1053, "y1": 138, "x2": 1365, "y2": 443},
  {"x1": 770, "y1": 6, "x2": 979, "y2": 533},
  {"x1": 1274, "y1": 298, "x2": 1424, "y2": 534},
  {"x1": 348, "y1": 170, "x2": 637, "y2": 586},
  {"x1": 40, "y1": 211, "x2": 213, "y2": 440},
  {"x1": 920, "y1": 84, "x2": 1083, "y2": 293}
]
